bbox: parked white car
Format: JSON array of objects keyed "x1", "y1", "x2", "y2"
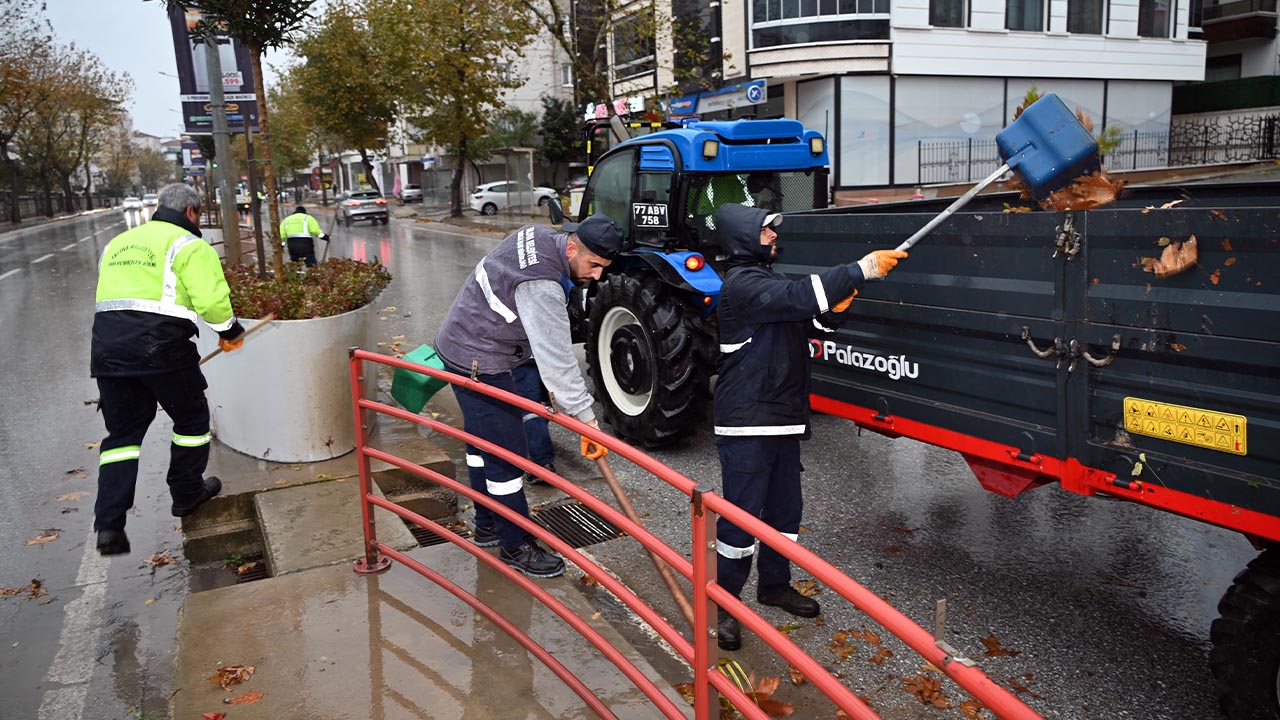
[
  {"x1": 469, "y1": 181, "x2": 557, "y2": 215},
  {"x1": 399, "y1": 184, "x2": 423, "y2": 203},
  {"x1": 142, "y1": 193, "x2": 159, "y2": 207},
  {"x1": 122, "y1": 196, "x2": 143, "y2": 211}
]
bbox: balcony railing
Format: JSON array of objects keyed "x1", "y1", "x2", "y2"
[{"x1": 1202, "y1": 0, "x2": 1277, "y2": 22}]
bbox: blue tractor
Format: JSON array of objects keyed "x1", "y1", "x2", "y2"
[{"x1": 570, "y1": 118, "x2": 829, "y2": 446}]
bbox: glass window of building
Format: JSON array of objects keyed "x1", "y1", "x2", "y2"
[
  {"x1": 930, "y1": 0, "x2": 966, "y2": 26},
  {"x1": 1138, "y1": 0, "x2": 1171, "y2": 36},
  {"x1": 1006, "y1": 0, "x2": 1044, "y2": 30},
  {"x1": 751, "y1": 0, "x2": 888, "y2": 48},
  {"x1": 1067, "y1": 0, "x2": 1103, "y2": 33},
  {"x1": 613, "y1": 13, "x2": 655, "y2": 79}
]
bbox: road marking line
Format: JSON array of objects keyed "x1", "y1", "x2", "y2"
[
  {"x1": 61, "y1": 243, "x2": 76, "y2": 251},
  {"x1": 33, "y1": 253, "x2": 54, "y2": 264},
  {"x1": 37, "y1": 531, "x2": 109, "y2": 720},
  {"x1": 0, "y1": 268, "x2": 20, "y2": 281}
]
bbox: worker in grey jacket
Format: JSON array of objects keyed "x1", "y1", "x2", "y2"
[{"x1": 435, "y1": 214, "x2": 621, "y2": 578}]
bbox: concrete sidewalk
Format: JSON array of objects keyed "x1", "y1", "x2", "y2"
[{"x1": 173, "y1": 527, "x2": 689, "y2": 719}]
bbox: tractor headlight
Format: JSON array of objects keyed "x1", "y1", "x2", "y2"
[
  {"x1": 809, "y1": 137, "x2": 824, "y2": 156},
  {"x1": 702, "y1": 140, "x2": 719, "y2": 160}
]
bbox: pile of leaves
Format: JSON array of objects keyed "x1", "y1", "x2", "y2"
[{"x1": 224, "y1": 258, "x2": 392, "y2": 321}]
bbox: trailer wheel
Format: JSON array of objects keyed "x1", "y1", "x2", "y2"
[
  {"x1": 1211, "y1": 547, "x2": 1280, "y2": 720},
  {"x1": 588, "y1": 272, "x2": 713, "y2": 447}
]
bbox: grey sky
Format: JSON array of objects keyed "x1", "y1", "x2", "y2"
[{"x1": 45, "y1": 1, "x2": 294, "y2": 140}]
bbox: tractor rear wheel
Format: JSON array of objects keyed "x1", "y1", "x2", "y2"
[
  {"x1": 587, "y1": 272, "x2": 714, "y2": 447},
  {"x1": 1211, "y1": 546, "x2": 1280, "y2": 720}
]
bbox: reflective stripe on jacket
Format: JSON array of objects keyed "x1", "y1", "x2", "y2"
[
  {"x1": 280, "y1": 213, "x2": 322, "y2": 243},
  {"x1": 92, "y1": 214, "x2": 239, "y2": 376}
]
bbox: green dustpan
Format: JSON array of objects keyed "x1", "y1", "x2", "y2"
[{"x1": 390, "y1": 344, "x2": 448, "y2": 413}]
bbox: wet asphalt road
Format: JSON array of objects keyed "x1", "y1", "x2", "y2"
[{"x1": 0, "y1": 206, "x2": 1259, "y2": 719}]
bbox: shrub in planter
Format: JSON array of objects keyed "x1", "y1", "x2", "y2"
[
  {"x1": 198, "y1": 259, "x2": 394, "y2": 462},
  {"x1": 224, "y1": 258, "x2": 392, "y2": 320}
]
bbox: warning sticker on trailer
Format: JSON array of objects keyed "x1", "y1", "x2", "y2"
[{"x1": 1123, "y1": 397, "x2": 1247, "y2": 456}]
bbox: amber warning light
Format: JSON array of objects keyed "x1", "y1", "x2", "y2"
[{"x1": 684, "y1": 254, "x2": 705, "y2": 271}]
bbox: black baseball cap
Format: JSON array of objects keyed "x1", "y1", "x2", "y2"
[{"x1": 563, "y1": 214, "x2": 623, "y2": 260}]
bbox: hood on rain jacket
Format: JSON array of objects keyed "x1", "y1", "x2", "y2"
[{"x1": 711, "y1": 203, "x2": 866, "y2": 439}]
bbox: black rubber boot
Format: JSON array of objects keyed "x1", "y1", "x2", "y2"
[
  {"x1": 171, "y1": 476, "x2": 222, "y2": 517},
  {"x1": 757, "y1": 584, "x2": 821, "y2": 618},
  {"x1": 96, "y1": 529, "x2": 131, "y2": 556},
  {"x1": 717, "y1": 609, "x2": 742, "y2": 651}
]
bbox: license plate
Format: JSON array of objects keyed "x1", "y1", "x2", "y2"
[{"x1": 633, "y1": 203, "x2": 668, "y2": 228}]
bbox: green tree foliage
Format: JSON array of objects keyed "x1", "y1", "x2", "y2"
[
  {"x1": 294, "y1": 3, "x2": 396, "y2": 198},
  {"x1": 0, "y1": 0, "x2": 55, "y2": 222},
  {"x1": 369, "y1": 0, "x2": 536, "y2": 216},
  {"x1": 538, "y1": 96, "x2": 584, "y2": 187},
  {"x1": 172, "y1": 0, "x2": 316, "y2": 278}
]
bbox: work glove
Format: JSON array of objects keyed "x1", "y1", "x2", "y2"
[
  {"x1": 832, "y1": 290, "x2": 857, "y2": 313},
  {"x1": 580, "y1": 419, "x2": 608, "y2": 460},
  {"x1": 218, "y1": 335, "x2": 245, "y2": 353},
  {"x1": 855, "y1": 249, "x2": 909, "y2": 281}
]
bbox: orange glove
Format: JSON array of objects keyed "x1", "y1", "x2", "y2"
[
  {"x1": 218, "y1": 335, "x2": 245, "y2": 353},
  {"x1": 832, "y1": 290, "x2": 858, "y2": 313},
  {"x1": 855, "y1": 250, "x2": 909, "y2": 280},
  {"x1": 580, "y1": 420, "x2": 608, "y2": 460}
]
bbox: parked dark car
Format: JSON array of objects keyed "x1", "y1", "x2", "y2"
[{"x1": 337, "y1": 189, "x2": 389, "y2": 226}]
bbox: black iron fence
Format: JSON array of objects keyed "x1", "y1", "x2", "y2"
[{"x1": 917, "y1": 114, "x2": 1280, "y2": 184}]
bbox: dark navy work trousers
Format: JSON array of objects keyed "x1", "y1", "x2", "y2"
[
  {"x1": 445, "y1": 361, "x2": 533, "y2": 551},
  {"x1": 94, "y1": 367, "x2": 212, "y2": 532},
  {"x1": 715, "y1": 436, "x2": 804, "y2": 597},
  {"x1": 512, "y1": 361, "x2": 553, "y2": 468}
]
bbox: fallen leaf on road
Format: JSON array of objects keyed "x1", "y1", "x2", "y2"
[
  {"x1": 788, "y1": 666, "x2": 806, "y2": 686},
  {"x1": 902, "y1": 674, "x2": 951, "y2": 708},
  {"x1": 26, "y1": 531, "x2": 61, "y2": 545},
  {"x1": 144, "y1": 551, "x2": 176, "y2": 569},
  {"x1": 1224, "y1": 257, "x2": 1237, "y2": 267},
  {"x1": 1210, "y1": 209, "x2": 1229, "y2": 221},
  {"x1": 225, "y1": 691, "x2": 263, "y2": 705},
  {"x1": 201, "y1": 713, "x2": 226, "y2": 720},
  {"x1": 381, "y1": 306, "x2": 397, "y2": 312},
  {"x1": 960, "y1": 699, "x2": 986, "y2": 718},
  {"x1": 1210, "y1": 269, "x2": 1222, "y2": 285},
  {"x1": 65, "y1": 468, "x2": 88, "y2": 478},
  {"x1": 980, "y1": 633, "x2": 1021, "y2": 657},
  {"x1": 793, "y1": 579, "x2": 821, "y2": 597},
  {"x1": 236, "y1": 561, "x2": 260, "y2": 575},
  {"x1": 84, "y1": 441, "x2": 101, "y2": 450},
  {"x1": 0, "y1": 579, "x2": 45, "y2": 599},
  {"x1": 144, "y1": 598, "x2": 156, "y2": 605},
  {"x1": 1222, "y1": 239, "x2": 1234, "y2": 251},
  {"x1": 1141, "y1": 235, "x2": 1198, "y2": 279},
  {"x1": 212, "y1": 664, "x2": 255, "y2": 690},
  {"x1": 56, "y1": 491, "x2": 88, "y2": 502}
]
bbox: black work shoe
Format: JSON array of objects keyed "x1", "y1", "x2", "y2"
[
  {"x1": 473, "y1": 524, "x2": 499, "y2": 547},
  {"x1": 757, "y1": 584, "x2": 821, "y2": 618},
  {"x1": 717, "y1": 609, "x2": 742, "y2": 651},
  {"x1": 96, "y1": 529, "x2": 130, "y2": 556},
  {"x1": 500, "y1": 541, "x2": 565, "y2": 578},
  {"x1": 171, "y1": 476, "x2": 223, "y2": 517},
  {"x1": 524, "y1": 462, "x2": 555, "y2": 486}
]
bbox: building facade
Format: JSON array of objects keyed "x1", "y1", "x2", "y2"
[{"x1": 609, "y1": 0, "x2": 1207, "y2": 191}]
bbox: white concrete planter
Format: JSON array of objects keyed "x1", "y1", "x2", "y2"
[{"x1": 196, "y1": 302, "x2": 377, "y2": 462}]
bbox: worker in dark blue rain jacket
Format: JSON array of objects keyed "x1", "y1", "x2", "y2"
[{"x1": 711, "y1": 202, "x2": 907, "y2": 651}]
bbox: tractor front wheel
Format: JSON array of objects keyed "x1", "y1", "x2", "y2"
[{"x1": 587, "y1": 272, "x2": 714, "y2": 448}]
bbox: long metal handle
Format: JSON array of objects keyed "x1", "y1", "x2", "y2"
[
  {"x1": 896, "y1": 162, "x2": 1010, "y2": 252},
  {"x1": 595, "y1": 456, "x2": 697, "y2": 630},
  {"x1": 198, "y1": 313, "x2": 277, "y2": 365}
]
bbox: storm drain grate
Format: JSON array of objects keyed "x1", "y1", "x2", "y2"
[
  {"x1": 233, "y1": 554, "x2": 269, "y2": 584},
  {"x1": 533, "y1": 502, "x2": 624, "y2": 549},
  {"x1": 406, "y1": 519, "x2": 468, "y2": 548}
]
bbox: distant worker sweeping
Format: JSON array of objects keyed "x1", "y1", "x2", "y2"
[
  {"x1": 279, "y1": 205, "x2": 328, "y2": 267},
  {"x1": 90, "y1": 183, "x2": 246, "y2": 556}
]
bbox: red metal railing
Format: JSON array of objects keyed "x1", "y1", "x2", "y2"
[{"x1": 348, "y1": 348, "x2": 1046, "y2": 719}]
